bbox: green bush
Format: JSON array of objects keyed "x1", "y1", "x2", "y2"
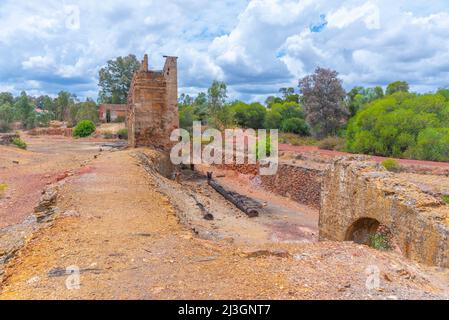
[
  {"x1": 12, "y1": 137, "x2": 27, "y2": 150},
  {"x1": 369, "y1": 232, "x2": 391, "y2": 251},
  {"x1": 0, "y1": 183, "x2": 7, "y2": 199},
  {"x1": 103, "y1": 131, "x2": 114, "y2": 139},
  {"x1": 442, "y1": 195, "x2": 449, "y2": 204},
  {"x1": 255, "y1": 135, "x2": 273, "y2": 160},
  {"x1": 231, "y1": 102, "x2": 266, "y2": 129},
  {"x1": 381, "y1": 159, "x2": 400, "y2": 172},
  {"x1": 117, "y1": 128, "x2": 128, "y2": 140},
  {"x1": 280, "y1": 117, "x2": 309, "y2": 135},
  {"x1": 346, "y1": 92, "x2": 449, "y2": 161},
  {"x1": 408, "y1": 128, "x2": 449, "y2": 162},
  {"x1": 318, "y1": 136, "x2": 346, "y2": 151},
  {"x1": 73, "y1": 120, "x2": 96, "y2": 138}
]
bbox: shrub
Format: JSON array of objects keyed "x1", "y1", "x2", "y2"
[
  {"x1": 280, "y1": 117, "x2": 309, "y2": 135},
  {"x1": 318, "y1": 136, "x2": 345, "y2": 151},
  {"x1": 103, "y1": 131, "x2": 114, "y2": 139},
  {"x1": 12, "y1": 137, "x2": 27, "y2": 150},
  {"x1": 232, "y1": 102, "x2": 266, "y2": 129},
  {"x1": 73, "y1": 120, "x2": 96, "y2": 138},
  {"x1": 346, "y1": 92, "x2": 449, "y2": 161},
  {"x1": 381, "y1": 158, "x2": 400, "y2": 172},
  {"x1": 442, "y1": 195, "x2": 449, "y2": 204},
  {"x1": 369, "y1": 232, "x2": 391, "y2": 251},
  {"x1": 0, "y1": 183, "x2": 7, "y2": 198},
  {"x1": 255, "y1": 134, "x2": 273, "y2": 160},
  {"x1": 117, "y1": 128, "x2": 128, "y2": 140},
  {"x1": 408, "y1": 128, "x2": 449, "y2": 162}
]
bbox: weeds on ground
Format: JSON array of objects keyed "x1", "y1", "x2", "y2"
[
  {"x1": 103, "y1": 131, "x2": 114, "y2": 139},
  {"x1": 279, "y1": 133, "x2": 318, "y2": 146},
  {"x1": 0, "y1": 183, "x2": 7, "y2": 198},
  {"x1": 12, "y1": 137, "x2": 27, "y2": 149},
  {"x1": 381, "y1": 158, "x2": 400, "y2": 172},
  {"x1": 117, "y1": 128, "x2": 128, "y2": 140},
  {"x1": 317, "y1": 136, "x2": 346, "y2": 151},
  {"x1": 369, "y1": 232, "x2": 391, "y2": 251},
  {"x1": 442, "y1": 195, "x2": 449, "y2": 204}
]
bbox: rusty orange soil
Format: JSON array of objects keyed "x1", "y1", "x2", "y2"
[
  {"x1": 0, "y1": 134, "x2": 107, "y2": 228},
  {"x1": 0, "y1": 143, "x2": 448, "y2": 299}
]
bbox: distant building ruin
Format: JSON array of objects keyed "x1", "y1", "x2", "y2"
[
  {"x1": 127, "y1": 54, "x2": 179, "y2": 150},
  {"x1": 99, "y1": 104, "x2": 127, "y2": 123}
]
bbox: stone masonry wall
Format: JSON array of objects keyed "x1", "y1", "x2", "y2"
[
  {"x1": 215, "y1": 162, "x2": 323, "y2": 209},
  {"x1": 320, "y1": 156, "x2": 449, "y2": 268},
  {"x1": 127, "y1": 54, "x2": 179, "y2": 150}
]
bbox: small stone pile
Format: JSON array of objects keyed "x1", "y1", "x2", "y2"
[{"x1": 0, "y1": 133, "x2": 19, "y2": 145}]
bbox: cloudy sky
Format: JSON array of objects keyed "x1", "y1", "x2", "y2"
[{"x1": 1, "y1": 0, "x2": 449, "y2": 102}]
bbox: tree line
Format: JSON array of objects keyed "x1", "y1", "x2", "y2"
[
  {"x1": 1, "y1": 53, "x2": 448, "y2": 162},
  {"x1": 0, "y1": 91, "x2": 98, "y2": 132},
  {"x1": 179, "y1": 69, "x2": 449, "y2": 162}
]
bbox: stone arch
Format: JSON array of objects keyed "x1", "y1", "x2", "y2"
[{"x1": 345, "y1": 217, "x2": 381, "y2": 245}]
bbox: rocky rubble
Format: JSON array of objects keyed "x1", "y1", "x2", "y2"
[{"x1": 0, "y1": 133, "x2": 19, "y2": 146}]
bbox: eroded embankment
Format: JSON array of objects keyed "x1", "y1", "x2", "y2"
[{"x1": 0, "y1": 185, "x2": 60, "y2": 281}]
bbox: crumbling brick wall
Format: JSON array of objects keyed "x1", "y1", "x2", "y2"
[
  {"x1": 215, "y1": 162, "x2": 323, "y2": 208},
  {"x1": 260, "y1": 164, "x2": 322, "y2": 209},
  {"x1": 127, "y1": 54, "x2": 179, "y2": 150}
]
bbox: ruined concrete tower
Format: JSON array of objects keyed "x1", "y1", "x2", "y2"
[{"x1": 127, "y1": 54, "x2": 179, "y2": 150}]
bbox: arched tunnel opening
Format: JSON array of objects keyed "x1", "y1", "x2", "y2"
[{"x1": 345, "y1": 218, "x2": 381, "y2": 245}]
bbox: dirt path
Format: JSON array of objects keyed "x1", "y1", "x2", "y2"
[{"x1": 1, "y1": 149, "x2": 448, "y2": 299}]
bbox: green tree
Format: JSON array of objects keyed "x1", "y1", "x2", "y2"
[
  {"x1": 0, "y1": 103, "x2": 14, "y2": 132},
  {"x1": 35, "y1": 95, "x2": 56, "y2": 117},
  {"x1": 207, "y1": 81, "x2": 231, "y2": 130},
  {"x1": 346, "y1": 92, "x2": 449, "y2": 160},
  {"x1": 265, "y1": 96, "x2": 283, "y2": 108},
  {"x1": 0, "y1": 92, "x2": 14, "y2": 105},
  {"x1": 231, "y1": 101, "x2": 266, "y2": 129},
  {"x1": 207, "y1": 80, "x2": 227, "y2": 111},
  {"x1": 55, "y1": 91, "x2": 76, "y2": 121},
  {"x1": 280, "y1": 118, "x2": 309, "y2": 135},
  {"x1": 75, "y1": 99, "x2": 99, "y2": 124},
  {"x1": 346, "y1": 86, "x2": 384, "y2": 117},
  {"x1": 386, "y1": 81, "x2": 409, "y2": 95},
  {"x1": 299, "y1": 67, "x2": 348, "y2": 138},
  {"x1": 98, "y1": 54, "x2": 141, "y2": 104},
  {"x1": 192, "y1": 92, "x2": 208, "y2": 122},
  {"x1": 410, "y1": 128, "x2": 449, "y2": 161},
  {"x1": 14, "y1": 91, "x2": 35, "y2": 129}
]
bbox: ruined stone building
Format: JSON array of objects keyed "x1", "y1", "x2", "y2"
[
  {"x1": 99, "y1": 104, "x2": 127, "y2": 123},
  {"x1": 127, "y1": 54, "x2": 179, "y2": 150}
]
